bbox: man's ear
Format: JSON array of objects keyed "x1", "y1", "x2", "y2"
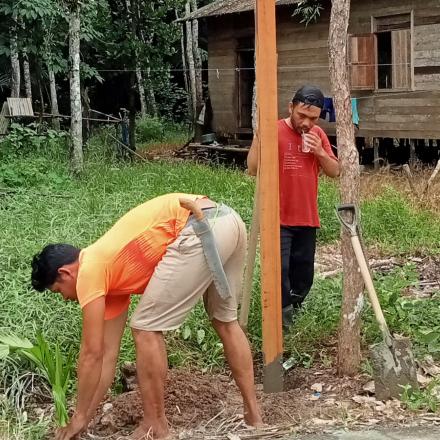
[{"x1": 57, "y1": 266, "x2": 72, "y2": 279}]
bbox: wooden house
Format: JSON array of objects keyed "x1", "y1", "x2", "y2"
[{"x1": 188, "y1": 0, "x2": 440, "y2": 164}]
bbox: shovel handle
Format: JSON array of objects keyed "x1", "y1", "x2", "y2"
[
  {"x1": 350, "y1": 235, "x2": 393, "y2": 347},
  {"x1": 335, "y1": 204, "x2": 359, "y2": 236},
  {"x1": 179, "y1": 198, "x2": 204, "y2": 220}
]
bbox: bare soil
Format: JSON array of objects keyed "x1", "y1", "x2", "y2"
[{"x1": 89, "y1": 363, "x2": 436, "y2": 439}]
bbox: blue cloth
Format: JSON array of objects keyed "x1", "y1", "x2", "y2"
[
  {"x1": 321, "y1": 97, "x2": 336, "y2": 122},
  {"x1": 351, "y1": 98, "x2": 359, "y2": 126},
  {"x1": 320, "y1": 97, "x2": 360, "y2": 126}
]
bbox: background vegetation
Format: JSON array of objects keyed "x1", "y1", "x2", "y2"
[{"x1": 1, "y1": 125, "x2": 439, "y2": 437}]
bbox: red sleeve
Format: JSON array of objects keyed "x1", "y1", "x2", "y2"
[{"x1": 318, "y1": 127, "x2": 338, "y2": 160}]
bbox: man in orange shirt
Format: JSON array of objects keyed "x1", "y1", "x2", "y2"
[{"x1": 31, "y1": 193, "x2": 262, "y2": 440}]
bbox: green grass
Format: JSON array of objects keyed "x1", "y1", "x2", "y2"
[{"x1": 1, "y1": 139, "x2": 440, "y2": 437}]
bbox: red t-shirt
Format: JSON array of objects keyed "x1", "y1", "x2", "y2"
[{"x1": 278, "y1": 119, "x2": 337, "y2": 227}]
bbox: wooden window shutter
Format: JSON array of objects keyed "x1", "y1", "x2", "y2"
[
  {"x1": 391, "y1": 29, "x2": 411, "y2": 89},
  {"x1": 348, "y1": 34, "x2": 376, "y2": 90}
]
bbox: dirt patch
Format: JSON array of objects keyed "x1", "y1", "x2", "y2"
[
  {"x1": 315, "y1": 245, "x2": 440, "y2": 298},
  {"x1": 90, "y1": 365, "x2": 429, "y2": 439}
]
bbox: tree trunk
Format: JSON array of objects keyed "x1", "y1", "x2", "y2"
[
  {"x1": 190, "y1": 0, "x2": 203, "y2": 141},
  {"x1": 329, "y1": 0, "x2": 364, "y2": 376},
  {"x1": 23, "y1": 50, "x2": 32, "y2": 101},
  {"x1": 10, "y1": 12, "x2": 20, "y2": 97},
  {"x1": 135, "y1": 62, "x2": 147, "y2": 118},
  {"x1": 185, "y1": 1, "x2": 197, "y2": 123},
  {"x1": 48, "y1": 67, "x2": 60, "y2": 130},
  {"x1": 69, "y1": 1, "x2": 83, "y2": 174},
  {"x1": 128, "y1": 71, "x2": 137, "y2": 154},
  {"x1": 177, "y1": 9, "x2": 191, "y2": 123},
  {"x1": 81, "y1": 84, "x2": 91, "y2": 143},
  {"x1": 145, "y1": 65, "x2": 157, "y2": 116}
]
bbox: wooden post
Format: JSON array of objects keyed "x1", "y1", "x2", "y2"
[
  {"x1": 255, "y1": 0, "x2": 283, "y2": 393},
  {"x1": 373, "y1": 138, "x2": 379, "y2": 170}
]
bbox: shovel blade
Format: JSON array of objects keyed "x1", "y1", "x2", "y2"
[{"x1": 370, "y1": 336, "x2": 419, "y2": 401}]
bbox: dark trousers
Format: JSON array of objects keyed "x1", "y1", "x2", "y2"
[{"x1": 281, "y1": 226, "x2": 317, "y2": 309}]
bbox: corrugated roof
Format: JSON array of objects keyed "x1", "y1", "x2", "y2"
[{"x1": 180, "y1": 0, "x2": 300, "y2": 21}]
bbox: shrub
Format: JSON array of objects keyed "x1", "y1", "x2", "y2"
[{"x1": 135, "y1": 116, "x2": 165, "y2": 143}]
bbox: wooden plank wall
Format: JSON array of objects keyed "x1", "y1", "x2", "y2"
[
  {"x1": 207, "y1": 14, "x2": 255, "y2": 136},
  {"x1": 349, "y1": 0, "x2": 440, "y2": 138},
  {"x1": 276, "y1": 8, "x2": 332, "y2": 123},
  {"x1": 206, "y1": 0, "x2": 440, "y2": 139}
]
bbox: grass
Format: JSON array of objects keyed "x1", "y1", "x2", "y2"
[{"x1": 1, "y1": 134, "x2": 440, "y2": 436}]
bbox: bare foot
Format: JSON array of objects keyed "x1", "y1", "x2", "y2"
[
  {"x1": 120, "y1": 423, "x2": 170, "y2": 439},
  {"x1": 244, "y1": 408, "x2": 264, "y2": 428}
]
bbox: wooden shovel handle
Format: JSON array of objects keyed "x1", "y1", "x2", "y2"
[{"x1": 179, "y1": 198, "x2": 204, "y2": 220}]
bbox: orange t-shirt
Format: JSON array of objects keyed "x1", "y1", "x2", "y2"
[{"x1": 76, "y1": 193, "x2": 204, "y2": 320}]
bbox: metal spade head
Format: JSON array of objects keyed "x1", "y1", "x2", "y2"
[{"x1": 369, "y1": 335, "x2": 419, "y2": 401}]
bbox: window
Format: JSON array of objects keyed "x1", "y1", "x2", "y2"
[{"x1": 349, "y1": 13, "x2": 412, "y2": 91}]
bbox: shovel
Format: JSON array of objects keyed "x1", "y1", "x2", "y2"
[{"x1": 336, "y1": 204, "x2": 419, "y2": 400}]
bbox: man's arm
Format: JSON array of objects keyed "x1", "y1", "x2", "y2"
[
  {"x1": 86, "y1": 309, "x2": 128, "y2": 424},
  {"x1": 56, "y1": 297, "x2": 106, "y2": 440},
  {"x1": 246, "y1": 135, "x2": 259, "y2": 176},
  {"x1": 307, "y1": 132, "x2": 340, "y2": 178},
  {"x1": 317, "y1": 151, "x2": 340, "y2": 178}
]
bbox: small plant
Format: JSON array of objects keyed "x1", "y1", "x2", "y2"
[
  {"x1": 0, "y1": 333, "x2": 74, "y2": 427},
  {"x1": 400, "y1": 382, "x2": 440, "y2": 412}
]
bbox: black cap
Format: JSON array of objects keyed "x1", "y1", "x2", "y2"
[{"x1": 292, "y1": 85, "x2": 324, "y2": 109}]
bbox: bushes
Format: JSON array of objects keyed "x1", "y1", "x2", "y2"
[
  {"x1": 0, "y1": 123, "x2": 68, "y2": 158},
  {"x1": 135, "y1": 116, "x2": 165, "y2": 143},
  {"x1": 135, "y1": 116, "x2": 189, "y2": 146}
]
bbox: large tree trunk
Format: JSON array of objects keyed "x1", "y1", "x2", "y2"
[
  {"x1": 23, "y1": 49, "x2": 32, "y2": 101},
  {"x1": 69, "y1": 1, "x2": 83, "y2": 174},
  {"x1": 190, "y1": 0, "x2": 203, "y2": 141},
  {"x1": 185, "y1": 1, "x2": 197, "y2": 123},
  {"x1": 329, "y1": 0, "x2": 364, "y2": 376},
  {"x1": 10, "y1": 12, "x2": 20, "y2": 97},
  {"x1": 48, "y1": 67, "x2": 60, "y2": 130}
]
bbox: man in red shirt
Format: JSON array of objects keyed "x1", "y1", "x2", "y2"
[{"x1": 247, "y1": 85, "x2": 339, "y2": 329}]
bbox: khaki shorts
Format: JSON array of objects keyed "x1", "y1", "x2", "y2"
[{"x1": 130, "y1": 205, "x2": 246, "y2": 331}]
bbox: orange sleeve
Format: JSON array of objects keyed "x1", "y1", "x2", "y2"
[
  {"x1": 104, "y1": 295, "x2": 131, "y2": 321},
  {"x1": 76, "y1": 260, "x2": 107, "y2": 309}
]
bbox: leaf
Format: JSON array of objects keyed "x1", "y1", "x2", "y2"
[
  {"x1": 0, "y1": 334, "x2": 33, "y2": 349},
  {"x1": 182, "y1": 326, "x2": 191, "y2": 340},
  {"x1": 0, "y1": 344, "x2": 9, "y2": 359},
  {"x1": 196, "y1": 329, "x2": 205, "y2": 345}
]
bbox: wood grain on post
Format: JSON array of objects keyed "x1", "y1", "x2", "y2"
[{"x1": 255, "y1": 0, "x2": 283, "y2": 393}]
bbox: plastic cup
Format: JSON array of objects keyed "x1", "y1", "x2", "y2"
[{"x1": 301, "y1": 132, "x2": 312, "y2": 153}]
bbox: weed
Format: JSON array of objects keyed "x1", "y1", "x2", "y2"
[
  {"x1": 0, "y1": 333, "x2": 73, "y2": 427},
  {"x1": 400, "y1": 381, "x2": 440, "y2": 412}
]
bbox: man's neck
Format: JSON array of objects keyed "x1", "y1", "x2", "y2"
[{"x1": 284, "y1": 117, "x2": 299, "y2": 134}]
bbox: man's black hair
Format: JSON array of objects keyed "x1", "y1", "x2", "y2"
[
  {"x1": 31, "y1": 244, "x2": 80, "y2": 292},
  {"x1": 292, "y1": 85, "x2": 325, "y2": 109}
]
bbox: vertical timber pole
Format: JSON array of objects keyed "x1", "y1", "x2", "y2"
[{"x1": 255, "y1": 0, "x2": 283, "y2": 393}]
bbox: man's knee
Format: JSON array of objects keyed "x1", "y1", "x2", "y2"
[
  {"x1": 131, "y1": 328, "x2": 162, "y2": 345},
  {"x1": 212, "y1": 318, "x2": 239, "y2": 337}
]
